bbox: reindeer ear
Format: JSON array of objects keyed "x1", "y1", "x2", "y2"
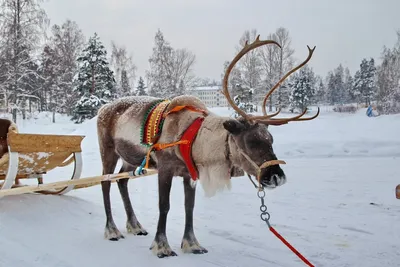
[{"x1": 223, "y1": 120, "x2": 245, "y2": 135}]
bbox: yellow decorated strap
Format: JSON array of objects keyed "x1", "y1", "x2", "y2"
[{"x1": 145, "y1": 100, "x2": 171, "y2": 144}]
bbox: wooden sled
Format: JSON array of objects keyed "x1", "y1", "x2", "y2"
[
  {"x1": 0, "y1": 118, "x2": 84, "y2": 198},
  {"x1": 396, "y1": 184, "x2": 400, "y2": 199}
]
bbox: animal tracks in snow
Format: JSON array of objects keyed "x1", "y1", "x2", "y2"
[{"x1": 338, "y1": 225, "x2": 374, "y2": 235}]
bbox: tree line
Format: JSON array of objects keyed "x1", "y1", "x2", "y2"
[
  {"x1": 225, "y1": 28, "x2": 400, "y2": 116},
  {"x1": 0, "y1": 0, "x2": 142, "y2": 123},
  {"x1": 0, "y1": 0, "x2": 399, "y2": 125}
]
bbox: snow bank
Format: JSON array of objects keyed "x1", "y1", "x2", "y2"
[
  {"x1": 270, "y1": 109, "x2": 400, "y2": 159},
  {"x1": 0, "y1": 106, "x2": 399, "y2": 267},
  {"x1": 211, "y1": 106, "x2": 400, "y2": 159}
]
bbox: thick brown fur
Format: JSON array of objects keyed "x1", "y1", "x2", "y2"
[
  {"x1": 0, "y1": 118, "x2": 12, "y2": 158},
  {"x1": 96, "y1": 95, "x2": 286, "y2": 257}
]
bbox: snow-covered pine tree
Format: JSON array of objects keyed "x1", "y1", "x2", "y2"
[
  {"x1": 325, "y1": 64, "x2": 346, "y2": 105},
  {"x1": 313, "y1": 76, "x2": 326, "y2": 104},
  {"x1": 334, "y1": 64, "x2": 345, "y2": 105},
  {"x1": 71, "y1": 33, "x2": 116, "y2": 123},
  {"x1": 325, "y1": 71, "x2": 336, "y2": 105},
  {"x1": 233, "y1": 84, "x2": 256, "y2": 118},
  {"x1": 343, "y1": 67, "x2": 355, "y2": 103},
  {"x1": 353, "y1": 58, "x2": 376, "y2": 106},
  {"x1": 135, "y1": 76, "x2": 147, "y2": 96},
  {"x1": 288, "y1": 65, "x2": 316, "y2": 112}
]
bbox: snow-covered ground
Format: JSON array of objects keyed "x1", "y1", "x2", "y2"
[{"x1": 0, "y1": 107, "x2": 399, "y2": 267}]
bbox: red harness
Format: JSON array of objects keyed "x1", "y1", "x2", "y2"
[
  {"x1": 141, "y1": 104, "x2": 207, "y2": 181},
  {"x1": 178, "y1": 117, "x2": 205, "y2": 181}
]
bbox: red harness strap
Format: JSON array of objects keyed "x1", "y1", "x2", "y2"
[
  {"x1": 140, "y1": 104, "x2": 207, "y2": 180},
  {"x1": 178, "y1": 117, "x2": 205, "y2": 181}
]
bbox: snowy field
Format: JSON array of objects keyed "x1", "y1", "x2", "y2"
[{"x1": 1, "y1": 106, "x2": 400, "y2": 267}]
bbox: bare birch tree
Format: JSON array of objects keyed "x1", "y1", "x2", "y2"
[
  {"x1": 376, "y1": 30, "x2": 400, "y2": 114},
  {"x1": 0, "y1": 0, "x2": 49, "y2": 116},
  {"x1": 50, "y1": 19, "x2": 85, "y2": 114},
  {"x1": 260, "y1": 27, "x2": 294, "y2": 111},
  {"x1": 110, "y1": 41, "x2": 137, "y2": 97},
  {"x1": 236, "y1": 29, "x2": 263, "y2": 93},
  {"x1": 146, "y1": 29, "x2": 196, "y2": 98}
]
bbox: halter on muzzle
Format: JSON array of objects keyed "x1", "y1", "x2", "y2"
[
  {"x1": 228, "y1": 135, "x2": 286, "y2": 190},
  {"x1": 240, "y1": 149, "x2": 286, "y2": 190}
]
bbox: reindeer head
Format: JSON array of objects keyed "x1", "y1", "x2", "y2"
[{"x1": 221, "y1": 36, "x2": 319, "y2": 189}]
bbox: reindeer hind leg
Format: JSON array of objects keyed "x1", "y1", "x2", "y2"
[
  {"x1": 117, "y1": 161, "x2": 148, "y2": 236},
  {"x1": 102, "y1": 152, "x2": 125, "y2": 241},
  {"x1": 99, "y1": 131, "x2": 124, "y2": 241}
]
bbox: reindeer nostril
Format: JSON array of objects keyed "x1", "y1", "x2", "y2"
[{"x1": 272, "y1": 174, "x2": 279, "y2": 186}]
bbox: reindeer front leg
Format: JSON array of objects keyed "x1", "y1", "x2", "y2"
[
  {"x1": 181, "y1": 176, "x2": 208, "y2": 254},
  {"x1": 150, "y1": 169, "x2": 177, "y2": 258}
]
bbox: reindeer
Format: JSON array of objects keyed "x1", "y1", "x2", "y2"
[{"x1": 96, "y1": 36, "x2": 319, "y2": 258}]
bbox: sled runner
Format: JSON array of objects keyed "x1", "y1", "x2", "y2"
[{"x1": 0, "y1": 118, "x2": 84, "y2": 197}]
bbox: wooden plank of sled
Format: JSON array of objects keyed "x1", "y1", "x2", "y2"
[
  {"x1": 0, "y1": 173, "x2": 44, "y2": 180},
  {"x1": 0, "y1": 169, "x2": 159, "y2": 197},
  {"x1": 7, "y1": 131, "x2": 84, "y2": 153},
  {"x1": 396, "y1": 184, "x2": 400, "y2": 199}
]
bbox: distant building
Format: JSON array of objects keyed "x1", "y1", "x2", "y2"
[{"x1": 188, "y1": 85, "x2": 228, "y2": 107}]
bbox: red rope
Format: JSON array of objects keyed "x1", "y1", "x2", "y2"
[{"x1": 269, "y1": 226, "x2": 315, "y2": 267}]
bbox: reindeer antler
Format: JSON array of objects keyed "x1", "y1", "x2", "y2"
[
  {"x1": 223, "y1": 36, "x2": 319, "y2": 125},
  {"x1": 251, "y1": 45, "x2": 320, "y2": 125},
  {"x1": 222, "y1": 35, "x2": 281, "y2": 120}
]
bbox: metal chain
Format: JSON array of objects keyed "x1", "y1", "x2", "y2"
[
  {"x1": 257, "y1": 188, "x2": 271, "y2": 228},
  {"x1": 255, "y1": 182, "x2": 315, "y2": 267}
]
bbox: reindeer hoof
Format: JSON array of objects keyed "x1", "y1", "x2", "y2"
[
  {"x1": 191, "y1": 247, "x2": 208, "y2": 254},
  {"x1": 150, "y1": 238, "x2": 177, "y2": 258},
  {"x1": 156, "y1": 251, "x2": 178, "y2": 258},
  {"x1": 105, "y1": 233, "x2": 125, "y2": 241},
  {"x1": 109, "y1": 236, "x2": 125, "y2": 241},
  {"x1": 181, "y1": 238, "x2": 208, "y2": 254},
  {"x1": 104, "y1": 224, "x2": 124, "y2": 241},
  {"x1": 136, "y1": 231, "x2": 148, "y2": 236},
  {"x1": 127, "y1": 221, "x2": 148, "y2": 236}
]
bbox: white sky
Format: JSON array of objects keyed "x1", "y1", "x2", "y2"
[{"x1": 42, "y1": 0, "x2": 400, "y2": 83}]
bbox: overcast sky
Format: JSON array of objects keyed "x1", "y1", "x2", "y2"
[{"x1": 42, "y1": 0, "x2": 400, "y2": 83}]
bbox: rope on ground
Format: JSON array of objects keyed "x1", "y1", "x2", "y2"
[{"x1": 257, "y1": 189, "x2": 315, "y2": 267}]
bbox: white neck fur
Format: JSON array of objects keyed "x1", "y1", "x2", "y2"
[{"x1": 191, "y1": 115, "x2": 233, "y2": 197}]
